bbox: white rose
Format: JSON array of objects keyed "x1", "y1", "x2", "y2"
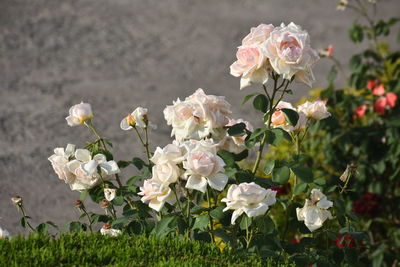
[
  {"x1": 120, "y1": 107, "x2": 150, "y2": 130},
  {"x1": 48, "y1": 144, "x2": 76, "y2": 184},
  {"x1": 152, "y1": 163, "x2": 181, "y2": 186},
  {"x1": 221, "y1": 182, "x2": 277, "y2": 224},
  {"x1": 298, "y1": 100, "x2": 331, "y2": 120},
  {"x1": 104, "y1": 188, "x2": 117, "y2": 201},
  {"x1": 65, "y1": 102, "x2": 93, "y2": 126},
  {"x1": 151, "y1": 141, "x2": 184, "y2": 165},
  {"x1": 67, "y1": 149, "x2": 120, "y2": 191},
  {"x1": 183, "y1": 151, "x2": 228, "y2": 193},
  {"x1": 0, "y1": 227, "x2": 10, "y2": 239},
  {"x1": 138, "y1": 179, "x2": 176, "y2": 212},
  {"x1": 263, "y1": 22, "x2": 319, "y2": 87},
  {"x1": 296, "y1": 189, "x2": 333, "y2": 232},
  {"x1": 219, "y1": 118, "x2": 253, "y2": 154}
]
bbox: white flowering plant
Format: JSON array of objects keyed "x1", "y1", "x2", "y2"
[{"x1": 10, "y1": 21, "x2": 366, "y2": 266}]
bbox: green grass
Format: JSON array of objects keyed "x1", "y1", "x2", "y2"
[{"x1": 0, "y1": 234, "x2": 293, "y2": 266}]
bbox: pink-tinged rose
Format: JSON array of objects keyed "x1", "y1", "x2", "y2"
[
  {"x1": 374, "y1": 97, "x2": 387, "y2": 115},
  {"x1": 367, "y1": 80, "x2": 376, "y2": 91},
  {"x1": 354, "y1": 104, "x2": 367, "y2": 118},
  {"x1": 183, "y1": 151, "x2": 228, "y2": 193},
  {"x1": 371, "y1": 84, "x2": 385, "y2": 96},
  {"x1": 270, "y1": 101, "x2": 296, "y2": 131},
  {"x1": 263, "y1": 22, "x2": 319, "y2": 87},
  {"x1": 219, "y1": 118, "x2": 253, "y2": 154},
  {"x1": 242, "y1": 24, "x2": 275, "y2": 46},
  {"x1": 386, "y1": 92, "x2": 397, "y2": 108},
  {"x1": 221, "y1": 182, "x2": 276, "y2": 224},
  {"x1": 298, "y1": 100, "x2": 331, "y2": 120},
  {"x1": 152, "y1": 163, "x2": 181, "y2": 186},
  {"x1": 230, "y1": 46, "x2": 269, "y2": 89},
  {"x1": 164, "y1": 89, "x2": 231, "y2": 141},
  {"x1": 138, "y1": 179, "x2": 176, "y2": 212}
]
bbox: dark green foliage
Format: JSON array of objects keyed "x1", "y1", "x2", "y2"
[{"x1": 0, "y1": 234, "x2": 290, "y2": 267}]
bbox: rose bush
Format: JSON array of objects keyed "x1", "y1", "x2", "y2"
[{"x1": 8, "y1": 3, "x2": 396, "y2": 265}]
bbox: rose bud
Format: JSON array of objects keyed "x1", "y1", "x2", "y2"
[
  {"x1": 104, "y1": 188, "x2": 117, "y2": 202},
  {"x1": 74, "y1": 200, "x2": 83, "y2": 208},
  {"x1": 102, "y1": 223, "x2": 112, "y2": 230},
  {"x1": 100, "y1": 200, "x2": 111, "y2": 209},
  {"x1": 11, "y1": 196, "x2": 22, "y2": 206}
]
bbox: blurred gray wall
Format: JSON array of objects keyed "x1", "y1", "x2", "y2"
[{"x1": 0, "y1": 0, "x2": 399, "y2": 234}]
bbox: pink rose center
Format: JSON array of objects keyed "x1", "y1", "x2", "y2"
[
  {"x1": 279, "y1": 34, "x2": 302, "y2": 63},
  {"x1": 237, "y1": 47, "x2": 260, "y2": 67}
]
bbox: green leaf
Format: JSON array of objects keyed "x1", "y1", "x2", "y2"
[
  {"x1": 111, "y1": 217, "x2": 130, "y2": 229},
  {"x1": 227, "y1": 123, "x2": 246, "y2": 137},
  {"x1": 254, "y1": 216, "x2": 275, "y2": 234},
  {"x1": 314, "y1": 178, "x2": 326, "y2": 185},
  {"x1": 132, "y1": 157, "x2": 146, "y2": 170},
  {"x1": 263, "y1": 159, "x2": 275, "y2": 175},
  {"x1": 253, "y1": 94, "x2": 269, "y2": 113},
  {"x1": 239, "y1": 216, "x2": 252, "y2": 230},
  {"x1": 248, "y1": 128, "x2": 267, "y2": 141},
  {"x1": 210, "y1": 206, "x2": 225, "y2": 220},
  {"x1": 36, "y1": 223, "x2": 49, "y2": 235},
  {"x1": 291, "y1": 164, "x2": 313, "y2": 183},
  {"x1": 272, "y1": 166, "x2": 290, "y2": 184},
  {"x1": 153, "y1": 216, "x2": 175, "y2": 238},
  {"x1": 327, "y1": 66, "x2": 338, "y2": 86},
  {"x1": 349, "y1": 23, "x2": 364, "y2": 43},
  {"x1": 281, "y1": 108, "x2": 299, "y2": 126},
  {"x1": 217, "y1": 150, "x2": 235, "y2": 167},
  {"x1": 242, "y1": 93, "x2": 258, "y2": 105},
  {"x1": 294, "y1": 183, "x2": 308, "y2": 195},
  {"x1": 193, "y1": 214, "x2": 209, "y2": 231},
  {"x1": 271, "y1": 128, "x2": 292, "y2": 145},
  {"x1": 112, "y1": 196, "x2": 125, "y2": 206},
  {"x1": 69, "y1": 222, "x2": 83, "y2": 233}
]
